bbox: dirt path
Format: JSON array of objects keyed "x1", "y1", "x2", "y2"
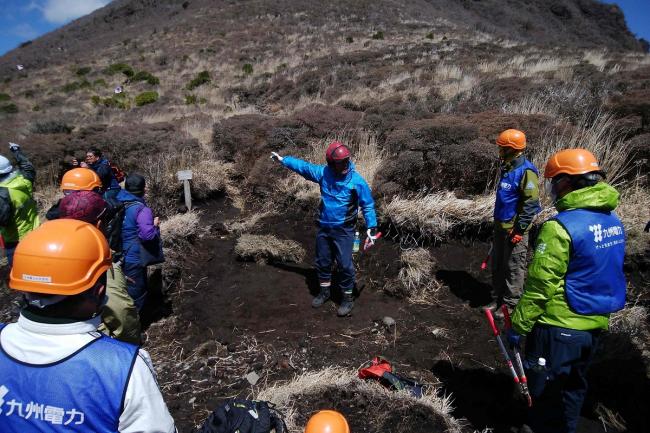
[{"x1": 151, "y1": 198, "x2": 648, "y2": 432}]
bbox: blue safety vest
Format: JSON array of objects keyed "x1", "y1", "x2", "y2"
[
  {"x1": 0, "y1": 324, "x2": 138, "y2": 433},
  {"x1": 553, "y1": 209, "x2": 627, "y2": 315},
  {"x1": 494, "y1": 158, "x2": 540, "y2": 222}
]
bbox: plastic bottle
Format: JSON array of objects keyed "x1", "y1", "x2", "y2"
[
  {"x1": 531, "y1": 357, "x2": 547, "y2": 372},
  {"x1": 353, "y1": 231, "x2": 361, "y2": 253},
  {"x1": 527, "y1": 357, "x2": 548, "y2": 392}
]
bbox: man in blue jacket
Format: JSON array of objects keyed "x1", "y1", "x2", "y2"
[
  {"x1": 73, "y1": 147, "x2": 121, "y2": 199},
  {"x1": 271, "y1": 141, "x2": 378, "y2": 316}
]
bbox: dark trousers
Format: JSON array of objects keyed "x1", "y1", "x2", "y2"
[
  {"x1": 124, "y1": 262, "x2": 148, "y2": 311},
  {"x1": 315, "y1": 226, "x2": 355, "y2": 295},
  {"x1": 491, "y1": 227, "x2": 528, "y2": 307},
  {"x1": 524, "y1": 325, "x2": 601, "y2": 433},
  {"x1": 4, "y1": 241, "x2": 18, "y2": 268}
]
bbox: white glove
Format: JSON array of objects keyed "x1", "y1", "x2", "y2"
[
  {"x1": 270, "y1": 152, "x2": 283, "y2": 162},
  {"x1": 366, "y1": 228, "x2": 378, "y2": 246},
  {"x1": 8, "y1": 142, "x2": 20, "y2": 152}
]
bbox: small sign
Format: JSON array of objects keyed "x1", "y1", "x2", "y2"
[{"x1": 177, "y1": 170, "x2": 193, "y2": 181}]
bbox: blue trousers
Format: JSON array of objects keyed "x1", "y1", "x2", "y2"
[
  {"x1": 524, "y1": 324, "x2": 601, "y2": 433},
  {"x1": 315, "y1": 226, "x2": 355, "y2": 294},
  {"x1": 124, "y1": 262, "x2": 148, "y2": 311},
  {"x1": 4, "y1": 241, "x2": 18, "y2": 268}
]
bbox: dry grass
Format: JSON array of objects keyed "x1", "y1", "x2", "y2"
[
  {"x1": 616, "y1": 180, "x2": 650, "y2": 257},
  {"x1": 391, "y1": 248, "x2": 442, "y2": 304},
  {"x1": 160, "y1": 210, "x2": 202, "y2": 248},
  {"x1": 256, "y1": 367, "x2": 461, "y2": 433},
  {"x1": 383, "y1": 192, "x2": 494, "y2": 242},
  {"x1": 224, "y1": 211, "x2": 275, "y2": 234},
  {"x1": 235, "y1": 234, "x2": 305, "y2": 264},
  {"x1": 610, "y1": 305, "x2": 649, "y2": 337}
]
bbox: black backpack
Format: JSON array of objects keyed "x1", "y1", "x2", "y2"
[
  {"x1": 196, "y1": 399, "x2": 286, "y2": 433},
  {"x1": 101, "y1": 198, "x2": 139, "y2": 257}
]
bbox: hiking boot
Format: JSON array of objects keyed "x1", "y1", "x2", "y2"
[
  {"x1": 311, "y1": 287, "x2": 331, "y2": 308},
  {"x1": 337, "y1": 293, "x2": 355, "y2": 317}
]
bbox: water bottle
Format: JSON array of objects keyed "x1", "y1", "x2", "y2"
[
  {"x1": 527, "y1": 357, "x2": 548, "y2": 394},
  {"x1": 353, "y1": 231, "x2": 361, "y2": 253}
]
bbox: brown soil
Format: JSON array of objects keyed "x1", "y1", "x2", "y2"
[{"x1": 148, "y1": 197, "x2": 648, "y2": 433}]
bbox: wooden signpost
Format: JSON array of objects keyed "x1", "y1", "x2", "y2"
[{"x1": 177, "y1": 170, "x2": 193, "y2": 211}]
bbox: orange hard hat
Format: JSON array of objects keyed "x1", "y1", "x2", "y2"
[
  {"x1": 61, "y1": 168, "x2": 102, "y2": 191},
  {"x1": 544, "y1": 148, "x2": 601, "y2": 179},
  {"x1": 496, "y1": 129, "x2": 526, "y2": 150},
  {"x1": 9, "y1": 219, "x2": 111, "y2": 296},
  {"x1": 305, "y1": 410, "x2": 350, "y2": 433}
]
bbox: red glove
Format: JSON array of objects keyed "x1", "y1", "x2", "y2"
[{"x1": 509, "y1": 230, "x2": 523, "y2": 245}]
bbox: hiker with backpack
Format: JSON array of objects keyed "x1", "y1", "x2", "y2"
[
  {"x1": 0, "y1": 142, "x2": 40, "y2": 267},
  {"x1": 507, "y1": 149, "x2": 627, "y2": 433},
  {"x1": 271, "y1": 141, "x2": 378, "y2": 316},
  {"x1": 72, "y1": 147, "x2": 124, "y2": 199},
  {"x1": 47, "y1": 167, "x2": 141, "y2": 344},
  {"x1": 117, "y1": 174, "x2": 164, "y2": 311}
]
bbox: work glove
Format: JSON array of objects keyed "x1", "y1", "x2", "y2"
[
  {"x1": 508, "y1": 229, "x2": 523, "y2": 245},
  {"x1": 506, "y1": 328, "x2": 521, "y2": 348},
  {"x1": 270, "y1": 152, "x2": 283, "y2": 162},
  {"x1": 8, "y1": 142, "x2": 20, "y2": 152},
  {"x1": 365, "y1": 227, "x2": 378, "y2": 246}
]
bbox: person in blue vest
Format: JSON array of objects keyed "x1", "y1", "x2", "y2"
[
  {"x1": 271, "y1": 141, "x2": 378, "y2": 316},
  {"x1": 73, "y1": 147, "x2": 121, "y2": 200},
  {"x1": 507, "y1": 149, "x2": 626, "y2": 433},
  {"x1": 489, "y1": 129, "x2": 541, "y2": 319},
  {"x1": 0, "y1": 219, "x2": 175, "y2": 432}
]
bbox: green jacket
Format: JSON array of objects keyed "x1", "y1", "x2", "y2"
[
  {"x1": 511, "y1": 182, "x2": 620, "y2": 334},
  {"x1": 0, "y1": 172, "x2": 39, "y2": 243}
]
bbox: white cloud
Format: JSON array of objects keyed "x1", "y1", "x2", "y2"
[{"x1": 41, "y1": 0, "x2": 111, "y2": 24}]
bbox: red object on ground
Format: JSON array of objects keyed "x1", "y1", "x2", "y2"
[{"x1": 358, "y1": 356, "x2": 393, "y2": 379}]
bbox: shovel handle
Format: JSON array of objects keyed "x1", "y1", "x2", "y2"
[
  {"x1": 484, "y1": 307, "x2": 500, "y2": 336},
  {"x1": 502, "y1": 304, "x2": 512, "y2": 330}
]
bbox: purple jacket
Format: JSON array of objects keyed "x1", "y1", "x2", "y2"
[{"x1": 116, "y1": 189, "x2": 159, "y2": 264}]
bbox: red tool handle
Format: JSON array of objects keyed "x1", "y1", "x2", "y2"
[
  {"x1": 480, "y1": 243, "x2": 493, "y2": 271},
  {"x1": 484, "y1": 307, "x2": 500, "y2": 336},
  {"x1": 502, "y1": 304, "x2": 512, "y2": 330}
]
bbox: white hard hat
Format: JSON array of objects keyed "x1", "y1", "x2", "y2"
[{"x1": 0, "y1": 156, "x2": 13, "y2": 174}]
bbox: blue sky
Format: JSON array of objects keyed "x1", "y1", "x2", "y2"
[{"x1": 0, "y1": 0, "x2": 648, "y2": 56}]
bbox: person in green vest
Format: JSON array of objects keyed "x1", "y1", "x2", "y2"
[{"x1": 0, "y1": 142, "x2": 39, "y2": 267}]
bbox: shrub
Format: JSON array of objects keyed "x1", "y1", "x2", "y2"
[
  {"x1": 133, "y1": 70, "x2": 160, "y2": 85},
  {"x1": 91, "y1": 95, "x2": 101, "y2": 105},
  {"x1": 102, "y1": 95, "x2": 130, "y2": 109},
  {"x1": 135, "y1": 91, "x2": 159, "y2": 106},
  {"x1": 235, "y1": 234, "x2": 305, "y2": 264},
  {"x1": 76, "y1": 67, "x2": 91, "y2": 76},
  {"x1": 242, "y1": 63, "x2": 254, "y2": 75},
  {"x1": 23, "y1": 89, "x2": 35, "y2": 98},
  {"x1": 61, "y1": 82, "x2": 80, "y2": 93},
  {"x1": 426, "y1": 32, "x2": 434, "y2": 39},
  {"x1": 0, "y1": 93, "x2": 11, "y2": 101},
  {"x1": 346, "y1": 36, "x2": 354, "y2": 43},
  {"x1": 198, "y1": 97, "x2": 207, "y2": 105},
  {"x1": 186, "y1": 70, "x2": 210, "y2": 90},
  {"x1": 32, "y1": 105, "x2": 40, "y2": 112},
  {"x1": 0, "y1": 104, "x2": 19, "y2": 114},
  {"x1": 79, "y1": 79, "x2": 92, "y2": 89},
  {"x1": 185, "y1": 94, "x2": 197, "y2": 105},
  {"x1": 93, "y1": 79, "x2": 107, "y2": 87},
  {"x1": 30, "y1": 120, "x2": 73, "y2": 134},
  {"x1": 372, "y1": 31, "x2": 384, "y2": 40},
  {"x1": 105, "y1": 63, "x2": 134, "y2": 78}
]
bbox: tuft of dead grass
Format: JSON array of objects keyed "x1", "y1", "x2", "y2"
[
  {"x1": 160, "y1": 210, "x2": 202, "y2": 248},
  {"x1": 383, "y1": 193, "x2": 494, "y2": 242},
  {"x1": 616, "y1": 180, "x2": 650, "y2": 257},
  {"x1": 235, "y1": 234, "x2": 305, "y2": 264},
  {"x1": 256, "y1": 367, "x2": 461, "y2": 433},
  {"x1": 388, "y1": 248, "x2": 442, "y2": 304},
  {"x1": 610, "y1": 305, "x2": 649, "y2": 337},
  {"x1": 224, "y1": 211, "x2": 275, "y2": 234}
]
